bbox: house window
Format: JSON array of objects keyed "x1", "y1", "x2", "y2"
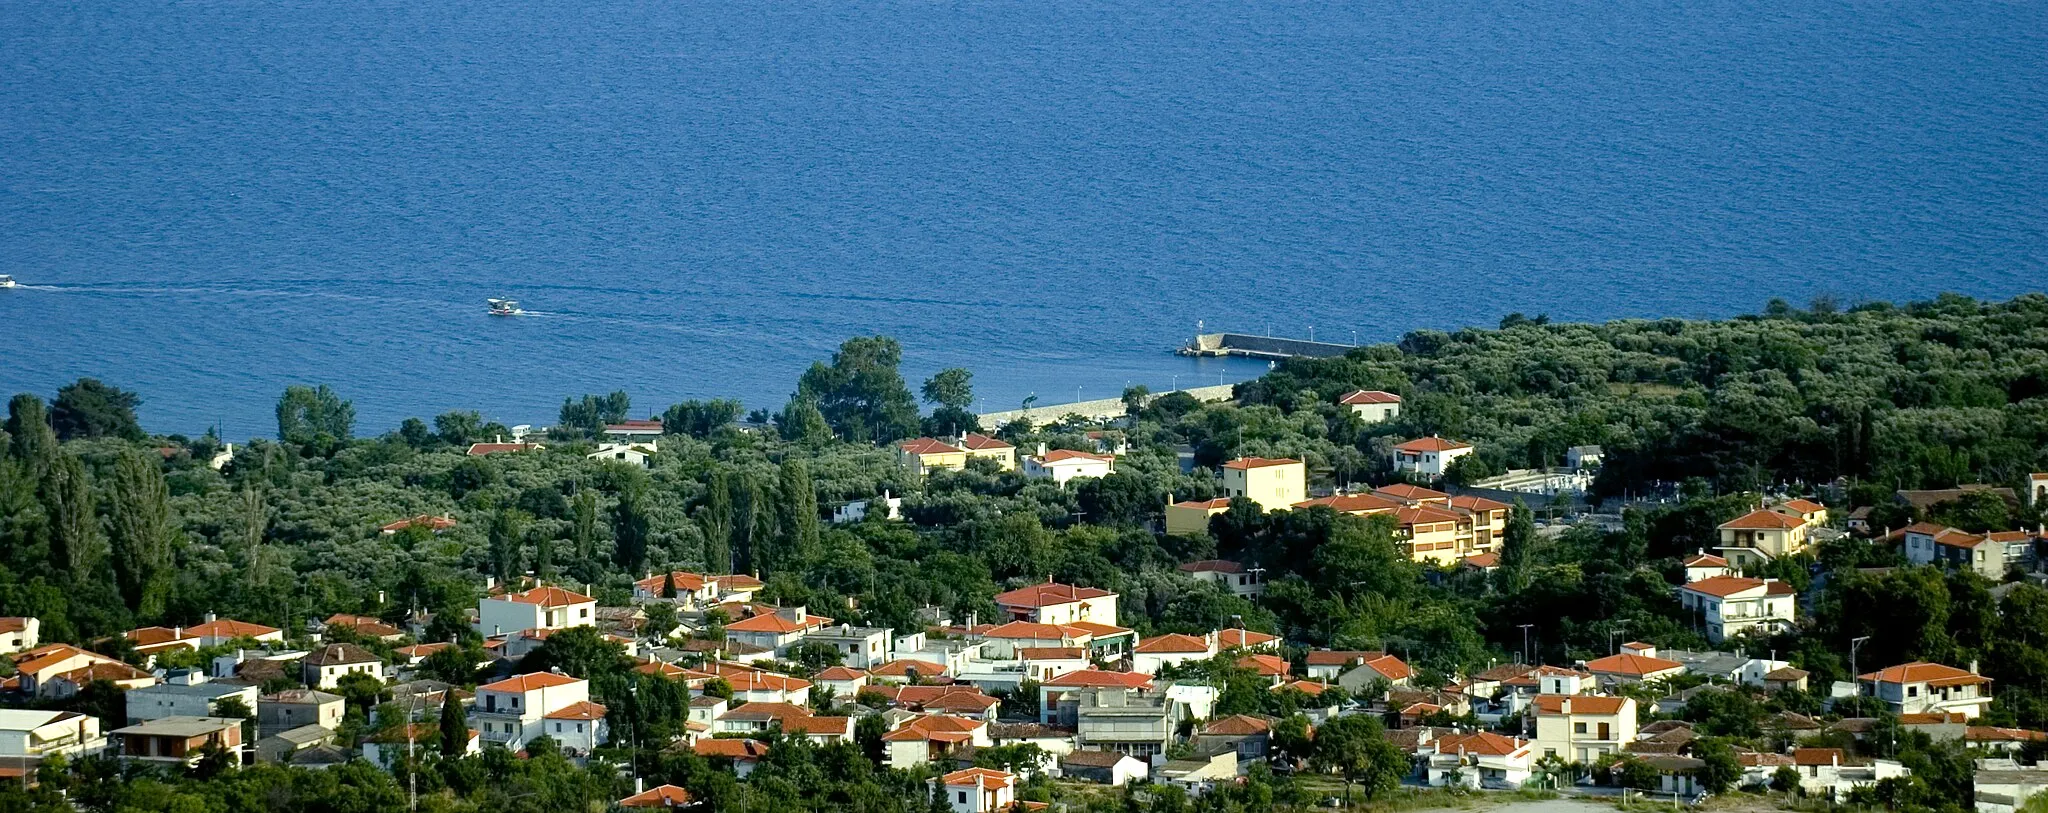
[
  {"x1": 957, "y1": 792, "x2": 967, "y2": 804},
  {"x1": 1574, "y1": 722, "x2": 1587, "y2": 734}
]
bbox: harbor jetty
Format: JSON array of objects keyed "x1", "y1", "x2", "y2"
[
  {"x1": 1178, "y1": 332, "x2": 1355, "y2": 360},
  {"x1": 977, "y1": 384, "x2": 1235, "y2": 427}
]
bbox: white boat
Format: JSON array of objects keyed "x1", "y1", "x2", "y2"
[
  {"x1": 487, "y1": 298, "x2": 523, "y2": 316},
  {"x1": 0, "y1": 275, "x2": 15, "y2": 289}
]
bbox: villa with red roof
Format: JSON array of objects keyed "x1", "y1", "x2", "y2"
[
  {"x1": 898, "y1": 438, "x2": 968, "y2": 478},
  {"x1": 1133, "y1": 633, "x2": 1216, "y2": 674},
  {"x1": 471, "y1": 671, "x2": 599, "y2": 751},
  {"x1": 1716, "y1": 509, "x2": 1813, "y2": 568},
  {"x1": 1164, "y1": 498, "x2": 1233, "y2": 536},
  {"x1": 618, "y1": 784, "x2": 695, "y2": 809},
  {"x1": 931, "y1": 766, "x2": 1022, "y2": 813},
  {"x1": 1858, "y1": 662, "x2": 1994, "y2": 719},
  {"x1": 1391, "y1": 436, "x2": 1472, "y2": 479},
  {"x1": 1531, "y1": 693, "x2": 1637, "y2": 763},
  {"x1": 1338, "y1": 390, "x2": 1402, "y2": 423},
  {"x1": 1679, "y1": 576, "x2": 1798, "y2": 642},
  {"x1": 1220, "y1": 457, "x2": 1305, "y2": 512},
  {"x1": 1176, "y1": 558, "x2": 1264, "y2": 597},
  {"x1": 1682, "y1": 551, "x2": 1732, "y2": 582},
  {"x1": 476, "y1": 585, "x2": 596, "y2": 637},
  {"x1": 724, "y1": 605, "x2": 834, "y2": 655},
  {"x1": 1023, "y1": 447, "x2": 1116, "y2": 485},
  {"x1": 379, "y1": 514, "x2": 457, "y2": 535},
  {"x1": 883, "y1": 714, "x2": 991, "y2": 768},
  {"x1": 994, "y1": 581, "x2": 1118, "y2": 626},
  {"x1": 1217, "y1": 628, "x2": 1279, "y2": 652},
  {"x1": 1425, "y1": 731, "x2": 1534, "y2": 788},
  {"x1": 1584, "y1": 644, "x2": 1686, "y2": 685},
  {"x1": 631, "y1": 570, "x2": 718, "y2": 604},
  {"x1": 0, "y1": 617, "x2": 40, "y2": 656},
  {"x1": 1037, "y1": 669, "x2": 1155, "y2": 726},
  {"x1": 1902, "y1": 523, "x2": 2039, "y2": 580},
  {"x1": 957, "y1": 433, "x2": 1017, "y2": 471}
]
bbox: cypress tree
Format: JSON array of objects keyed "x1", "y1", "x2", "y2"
[
  {"x1": 571, "y1": 489, "x2": 598, "y2": 571},
  {"x1": 700, "y1": 470, "x2": 733, "y2": 574},
  {"x1": 488, "y1": 510, "x2": 525, "y2": 585},
  {"x1": 44, "y1": 453, "x2": 103, "y2": 578},
  {"x1": 611, "y1": 483, "x2": 651, "y2": 573},
  {"x1": 1496, "y1": 499, "x2": 1537, "y2": 593},
  {"x1": 108, "y1": 450, "x2": 174, "y2": 619},
  {"x1": 5, "y1": 394, "x2": 59, "y2": 479},
  {"x1": 731, "y1": 475, "x2": 764, "y2": 575},
  {"x1": 438, "y1": 691, "x2": 466, "y2": 755},
  {"x1": 774, "y1": 459, "x2": 820, "y2": 573}
]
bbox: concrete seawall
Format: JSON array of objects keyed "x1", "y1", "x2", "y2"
[
  {"x1": 1179, "y1": 332, "x2": 1355, "y2": 360},
  {"x1": 977, "y1": 384, "x2": 1235, "y2": 427}
]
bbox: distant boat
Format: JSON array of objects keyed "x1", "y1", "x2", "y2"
[
  {"x1": 487, "y1": 298, "x2": 523, "y2": 316},
  {"x1": 0, "y1": 275, "x2": 15, "y2": 289}
]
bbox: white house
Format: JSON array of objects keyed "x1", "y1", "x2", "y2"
[
  {"x1": 723, "y1": 606, "x2": 834, "y2": 654},
  {"x1": 1338, "y1": 390, "x2": 1401, "y2": 423},
  {"x1": 980, "y1": 621, "x2": 1092, "y2": 660},
  {"x1": 1682, "y1": 552, "x2": 1731, "y2": 583},
  {"x1": 1565, "y1": 445, "x2": 1603, "y2": 471},
  {"x1": 1392, "y1": 437, "x2": 1473, "y2": 479},
  {"x1": 300, "y1": 643, "x2": 383, "y2": 690},
  {"x1": 994, "y1": 582, "x2": 1119, "y2": 626},
  {"x1": 0, "y1": 617, "x2": 40, "y2": 655},
  {"x1": 1425, "y1": 731, "x2": 1534, "y2": 789},
  {"x1": 1531, "y1": 694, "x2": 1637, "y2": 764},
  {"x1": 1059, "y1": 749, "x2": 1149, "y2": 785},
  {"x1": 126, "y1": 673, "x2": 260, "y2": 724},
  {"x1": 1857, "y1": 662, "x2": 1994, "y2": 719},
  {"x1": 932, "y1": 767, "x2": 1018, "y2": 813},
  {"x1": 0, "y1": 709, "x2": 106, "y2": 761},
  {"x1": 362, "y1": 723, "x2": 482, "y2": 766},
  {"x1": 1790, "y1": 748, "x2": 1910, "y2": 800},
  {"x1": 1677, "y1": 576, "x2": 1798, "y2": 643},
  {"x1": 1132, "y1": 634, "x2": 1215, "y2": 675},
  {"x1": 1176, "y1": 560, "x2": 1264, "y2": 598},
  {"x1": 588, "y1": 442, "x2": 655, "y2": 467},
  {"x1": 476, "y1": 585, "x2": 598, "y2": 638},
  {"x1": 885, "y1": 715, "x2": 991, "y2": 768},
  {"x1": 603, "y1": 420, "x2": 665, "y2": 443},
  {"x1": 540, "y1": 699, "x2": 610, "y2": 755},
  {"x1": 471, "y1": 671, "x2": 597, "y2": 751},
  {"x1": 802, "y1": 624, "x2": 895, "y2": 669},
  {"x1": 183, "y1": 616, "x2": 285, "y2": 648},
  {"x1": 710, "y1": 665, "x2": 813, "y2": 706},
  {"x1": 1022, "y1": 448, "x2": 1116, "y2": 485}
]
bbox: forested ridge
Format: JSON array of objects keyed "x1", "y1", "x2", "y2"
[{"x1": 0, "y1": 293, "x2": 2045, "y2": 812}]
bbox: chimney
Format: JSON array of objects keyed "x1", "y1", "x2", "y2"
[
  {"x1": 377, "y1": 590, "x2": 386, "y2": 605},
  {"x1": 204, "y1": 611, "x2": 217, "y2": 624},
  {"x1": 485, "y1": 575, "x2": 496, "y2": 590},
  {"x1": 1037, "y1": 442, "x2": 1047, "y2": 456},
  {"x1": 1970, "y1": 659, "x2": 1980, "y2": 675},
  {"x1": 778, "y1": 606, "x2": 806, "y2": 623}
]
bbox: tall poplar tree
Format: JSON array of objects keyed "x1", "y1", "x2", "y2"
[
  {"x1": 5, "y1": 394, "x2": 59, "y2": 479},
  {"x1": 699, "y1": 469, "x2": 733, "y2": 574},
  {"x1": 611, "y1": 484, "x2": 651, "y2": 573},
  {"x1": 43, "y1": 453, "x2": 102, "y2": 578},
  {"x1": 108, "y1": 450, "x2": 174, "y2": 619},
  {"x1": 773, "y1": 459, "x2": 820, "y2": 574}
]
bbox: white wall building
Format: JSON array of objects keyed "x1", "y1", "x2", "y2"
[
  {"x1": 1023, "y1": 448, "x2": 1116, "y2": 485},
  {"x1": 1677, "y1": 576, "x2": 1798, "y2": 643},
  {"x1": 471, "y1": 672, "x2": 596, "y2": 752},
  {"x1": 0, "y1": 709, "x2": 106, "y2": 761},
  {"x1": 476, "y1": 586, "x2": 598, "y2": 638}
]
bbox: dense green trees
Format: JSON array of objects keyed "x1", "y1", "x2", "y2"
[
  {"x1": 51, "y1": 378, "x2": 145, "y2": 442},
  {"x1": 557, "y1": 391, "x2": 631, "y2": 435},
  {"x1": 788, "y1": 336, "x2": 921, "y2": 443},
  {"x1": 108, "y1": 450, "x2": 174, "y2": 619},
  {"x1": 276, "y1": 384, "x2": 355, "y2": 448}
]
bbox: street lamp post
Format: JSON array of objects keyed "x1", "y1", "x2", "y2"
[{"x1": 1850, "y1": 635, "x2": 1872, "y2": 704}]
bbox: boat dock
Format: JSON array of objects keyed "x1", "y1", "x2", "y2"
[
  {"x1": 977, "y1": 384, "x2": 1236, "y2": 427},
  {"x1": 1177, "y1": 332, "x2": 1355, "y2": 360}
]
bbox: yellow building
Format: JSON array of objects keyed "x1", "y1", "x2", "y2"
[
  {"x1": 1396, "y1": 505, "x2": 1469, "y2": 565},
  {"x1": 1165, "y1": 498, "x2": 1232, "y2": 536},
  {"x1": 1770, "y1": 499, "x2": 1828, "y2": 528},
  {"x1": 1531, "y1": 694, "x2": 1637, "y2": 764},
  {"x1": 1716, "y1": 509, "x2": 1812, "y2": 569},
  {"x1": 897, "y1": 438, "x2": 967, "y2": 479},
  {"x1": 1220, "y1": 458, "x2": 1306, "y2": 512},
  {"x1": 958, "y1": 433, "x2": 1017, "y2": 471},
  {"x1": 1292, "y1": 486, "x2": 1511, "y2": 565}
]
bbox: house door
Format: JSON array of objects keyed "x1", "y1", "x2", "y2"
[{"x1": 1597, "y1": 723, "x2": 1610, "y2": 740}]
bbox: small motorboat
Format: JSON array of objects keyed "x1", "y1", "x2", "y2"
[
  {"x1": 0, "y1": 275, "x2": 16, "y2": 289},
  {"x1": 487, "y1": 298, "x2": 523, "y2": 316}
]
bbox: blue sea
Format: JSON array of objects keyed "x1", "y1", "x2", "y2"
[{"x1": 3, "y1": 0, "x2": 2044, "y2": 437}]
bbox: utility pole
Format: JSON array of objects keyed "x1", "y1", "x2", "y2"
[
  {"x1": 1518, "y1": 624, "x2": 1535, "y2": 665},
  {"x1": 406, "y1": 690, "x2": 420, "y2": 812},
  {"x1": 1850, "y1": 635, "x2": 1872, "y2": 705}
]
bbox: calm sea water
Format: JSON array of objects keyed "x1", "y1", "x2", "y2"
[{"x1": 3, "y1": 0, "x2": 2044, "y2": 436}]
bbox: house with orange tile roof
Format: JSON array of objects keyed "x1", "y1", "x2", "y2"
[
  {"x1": 1716, "y1": 508, "x2": 1813, "y2": 568},
  {"x1": 1425, "y1": 731, "x2": 1534, "y2": 789},
  {"x1": 1531, "y1": 693, "x2": 1637, "y2": 763},
  {"x1": 1017, "y1": 647, "x2": 1092, "y2": 683},
  {"x1": 1306, "y1": 650, "x2": 1413, "y2": 691},
  {"x1": 1903, "y1": 524, "x2": 2038, "y2": 579},
  {"x1": 813, "y1": 666, "x2": 869, "y2": 697},
  {"x1": 1176, "y1": 559, "x2": 1265, "y2": 597},
  {"x1": 1858, "y1": 662, "x2": 1993, "y2": 719},
  {"x1": 994, "y1": 581, "x2": 1117, "y2": 627},
  {"x1": 1681, "y1": 551, "x2": 1731, "y2": 582},
  {"x1": 379, "y1": 514, "x2": 458, "y2": 535},
  {"x1": 1786, "y1": 747, "x2": 1910, "y2": 800},
  {"x1": 321, "y1": 613, "x2": 404, "y2": 642},
  {"x1": 618, "y1": 783, "x2": 695, "y2": 809},
  {"x1": 1220, "y1": 457, "x2": 1306, "y2": 512},
  {"x1": 1292, "y1": 492, "x2": 1403, "y2": 516},
  {"x1": 11, "y1": 644, "x2": 130, "y2": 697},
  {"x1": 1216, "y1": 628, "x2": 1279, "y2": 652},
  {"x1": 182, "y1": 614, "x2": 284, "y2": 647},
  {"x1": 1373, "y1": 483, "x2": 1452, "y2": 505},
  {"x1": 693, "y1": 737, "x2": 770, "y2": 776},
  {"x1": 471, "y1": 671, "x2": 595, "y2": 751},
  {"x1": 630, "y1": 570, "x2": 718, "y2": 605},
  {"x1": 1037, "y1": 669, "x2": 1156, "y2": 726},
  {"x1": 869, "y1": 658, "x2": 949, "y2": 684},
  {"x1": 1678, "y1": 576, "x2": 1798, "y2": 642},
  {"x1": 883, "y1": 714, "x2": 990, "y2": 768},
  {"x1": 980, "y1": 621, "x2": 1093, "y2": 660},
  {"x1": 1391, "y1": 437, "x2": 1472, "y2": 479},
  {"x1": 932, "y1": 766, "x2": 1022, "y2": 813},
  {"x1": 476, "y1": 585, "x2": 596, "y2": 638},
  {"x1": 1023, "y1": 447, "x2": 1116, "y2": 485},
  {"x1": 896, "y1": 685, "x2": 1003, "y2": 719},
  {"x1": 1338, "y1": 390, "x2": 1401, "y2": 423},
  {"x1": 122, "y1": 625, "x2": 202, "y2": 665},
  {"x1": 713, "y1": 701, "x2": 849, "y2": 744},
  {"x1": 709, "y1": 663, "x2": 814, "y2": 705},
  {"x1": 466, "y1": 441, "x2": 543, "y2": 456},
  {"x1": 957, "y1": 433, "x2": 1017, "y2": 471},
  {"x1": 898, "y1": 438, "x2": 968, "y2": 478},
  {"x1": 0, "y1": 617, "x2": 39, "y2": 656},
  {"x1": 1164, "y1": 499, "x2": 1233, "y2": 536},
  {"x1": 1584, "y1": 646, "x2": 1686, "y2": 685},
  {"x1": 1132, "y1": 633, "x2": 1216, "y2": 675},
  {"x1": 539, "y1": 697, "x2": 608, "y2": 754},
  {"x1": 1771, "y1": 498, "x2": 1830, "y2": 528},
  {"x1": 724, "y1": 605, "x2": 835, "y2": 654},
  {"x1": 1197, "y1": 714, "x2": 1276, "y2": 761}
]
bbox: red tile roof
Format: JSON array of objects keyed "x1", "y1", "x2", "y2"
[
  {"x1": 1859, "y1": 662, "x2": 1990, "y2": 687},
  {"x1": 1719, "y1": 509, "x2": 1806, "y2": 530},
  {"x1": 1238, "y1": 654, "x2": 1290, "y2": 677},
  {"x1": 1339, "y1": 390, "x2": 1402, "y2": 405},
  {"x1": 881, "y1": 714, "x2": 985, "y2": 743},
  {"x1": 544, "y1": 700, "x2": 608, "y2": 721},
  {"x1": 1792, "y1": 748, "x2": 1844, "y2": 766},
  {"x1": 380, "y1": 514, "x2": 457, "y2": 533},
  {"x1": 724, "y1": 610, "x2": 833, "y2": 634},
  {"x1": 900, "y1": 438, "x2": 965, "y2": 455},
  {"x1": 939, "y1": 767, "x2": 1015, "y2": 791},
  {"x1": 466, "y1": 442, "x2": 541, "y2": 456},
  {"x1": 619, "y1": 784, "x2": 695, "y2": 808},
  {"x1": 1017, "y1": 647, "x2": 1087, "y2": 660},
  {"x1": 1435, "y1": 731, "x2": 1526, "y2": 757},
  {"x1": 993, "y1": 583, "x2": 1114, "y2": 609},
  {"x1": 634, "y1": 571, "x2": 710, "y2": 594},
  {"x1": 1374, "y1": 483, "x2": 1450, "y2": 502},
  {"x1": 184, "y1": 618, "x2": 282, "y2": 639},
  {"x1": 606, "y1": 420, "x2": 665, "y2": 431},
  {"x1": 1448, "y1": 494, "x2": 1513, "y2": 512},
  {"x1": 1779, "y1": 499, "x2": 1826, "y2": 513},
  {"x1": 695, "y1": 738, "x2": 771, "y2": 760},
  {"x1": 501, "y1": 586, "x2": 595, "y2": 607},
  {"x1": 1532, "y1": 695, "x2": 1628, "y2": 715},
  {"x1": 813, "y1": 666, "x2": 868, "y2": 681},
  {"x1": 1171, "y1": 498, "x2": 1234, "y2": 511},
  {"x1": 958, "y1": 433, "x2": 1014, "y2": 451},
  {"x1": 1135, "y1": 634, "x2": 1213, "y2": 654},
  {"x1": 1682, "y1": 552, "x2": 1728, "y2": 568},
  {"x1": 1394, "y1": 505, "x2": 1466, "y2": 526},
  {"x1": 479, "y1": 672, "x2": 583, "y2": 693},
  {"x1": 870, "y1": 659, "x2": 949, "y2": 678},
  {"x1": 1462, "y1": 552, "x2": 1501, "y2": 569},
  {"x1": 984, "y1": 621, "x2": 1089, "y2": 640},
  {"x1": 1176, "y1": 559, "x2": 1243, "y2": 573},
  {"x1": 1035, "y1": 449, "x2": 1114, "y2": 464},
  {"x1": 1393, "y1": 437, "x2": 1470, "y2": 453},
  {"x1": 1680, "y1": 575, "x2": 1774, "y2": 598},
  {"x1": 1202, "y1": 714, "x2": 1272, "y2": 736},
  {"x1": 1043, "y1": 669, "x2": 1154, "y2": 689},
  {"x1": 1585, "y1": 653, "x2": 1684, "y2": 677},
  {"x1": 1065, "y1": 621, "x2": 1132, "y2": 637},
  {"x1": 1218, "y1": 629, "x2": 1278, "y2": 649},
  {"x1": 1293, "y1": 493, "x2": 1401, "y2": 514},
  {"x1": 1221, "y1": 457, "x2": 1301, "y2": 470}
]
